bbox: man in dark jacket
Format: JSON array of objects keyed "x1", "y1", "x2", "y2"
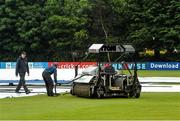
[
  {"x1": 15, "y1": 51, "x2": 30, "y2": 94},
  {"x1": 42, "y1": 64, "x2": 57, "y2": 96}
]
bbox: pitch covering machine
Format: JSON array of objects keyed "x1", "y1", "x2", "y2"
[{"x1": 70, "y1": 44, "x2": 142, "y2": 98}]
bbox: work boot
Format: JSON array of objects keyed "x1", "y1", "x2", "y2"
[
  {"x1": 48, "y1": 93, "x2": 59, "y2": 97},
  {"x1": 25, "y1": 90, "x2": 31, "y2": 94},
  {"x1": 54, "y1": 93, "x2": 60, "y2": 96},
  {"x1": 15, "y1": 90, "x2": 20, "y2": 93}
]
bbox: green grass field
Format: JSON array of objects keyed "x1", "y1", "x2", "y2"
[
  {"x1": 121, "y1": 70, "x2": 180, "y2": 77},
  {"x1": 1, "y1": 93, "x2": 180, "y2": 120}
]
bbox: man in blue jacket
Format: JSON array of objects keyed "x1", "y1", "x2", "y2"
[
  {"x1": 42, "y1": 64, "x2": 57, "y2": 96},
  {"x1": 15, "y1": 51, "x2": 30, "y2": 94}
]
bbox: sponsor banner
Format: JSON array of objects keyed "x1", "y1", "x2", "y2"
[
  {"x1": 0, "y1": 62, "x2": 16, "y2": 69},
  {"x1": 147, "y1": 62, "x2": 180, "y2": 70},
  {"x1": 32, "y1": 62, "x2": 48, "y2": 69},
  {"x1": 0, "y1": 62, "x2": 48, "y2": 69},
  {"x1": 48, "y1": 62, "x2": 97, "y2": 69},
  {"x1": 101, "y1": 62, "x2": 146, "y2": 70},
  {"x1": 0, "y1": 62, "x2": 6, "y2": 69},
  {"x1": 0, "y1": 62, "x2": 179, "y2": 70}
]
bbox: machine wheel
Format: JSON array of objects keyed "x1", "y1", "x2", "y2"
[
  {"x1": 129, "y1": 92, "x2": 134, "y2": 98},
  {"x1": 96, "y1": 86, "x2": 104, "y2": 99},
  {"x1": 134, "y1": 86, "x2": 141, "y2": 98},
  {"x1": 70, "y1": 88, "x2": 76, "y2": 95},
  {"x1": 129, "y1": 84, "x2": 141, "y2": 98},
  {"x1": 70, "y1": 84, "x2": 75, "y2": 95},
  {"x1": 70, "y1": 89, "x2": 73, "y2": 95},
  {"x1": 135, "y1": 93, "x2": 140, "y2": 98}
]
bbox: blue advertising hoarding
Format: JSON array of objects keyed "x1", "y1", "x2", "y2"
[
  {"x1": 108, "y1": 63, "x2": 146, "y2": 70},
  {"x1": 0, "y1": 62, "x2": 16, "y2": 69},
  {"x1": 110, "y1": 62, "x2": 180, "y2": 70},
  {"x1": 147, "y1": 62, "x2": 180, "y2": 70},
  {"x1": 0, "y1": 62, "x2": 48, "y2": 69},
  {"x1": 0, "y1": 62, "x2": 179, "y2": 70},
  {"x1": 32, "y1": 62, "x2": 48, "y2": 69}
]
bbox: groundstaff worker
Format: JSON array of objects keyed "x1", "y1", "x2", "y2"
[
  {"x1": 15, "y1": 51, "x2": 30, "y2": 94},
  {"x1": 42, "y1": 64, "x2": 58, "y2": 96}
]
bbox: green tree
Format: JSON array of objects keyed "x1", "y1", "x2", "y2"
[
  {"x1": 41, "y1": 0, "x2": 91, "y2": 61},
  {"x1": 0, "y1": 0, "x2": 46, "y2": 61},
  {"x1": 123, "y1": 0, "x2": 180, "y2": 58}
]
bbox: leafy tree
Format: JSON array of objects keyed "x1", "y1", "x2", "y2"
[
  {"x1": 41, "y1": 0, "x2": 91, "y2": 61},
  {"x1": 123, "y1": 0, "x2": 180, "y2": 58},
  {"x1": 0, "y1": 0, "x2": 179, "y2": 61},
  {"x1": 0, "y1": 0, "x2": 46, "y2": 61}
]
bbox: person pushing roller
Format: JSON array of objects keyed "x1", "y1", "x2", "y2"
[{"x1": 42, "y1": 64, "x2": 58, "y2": 96}]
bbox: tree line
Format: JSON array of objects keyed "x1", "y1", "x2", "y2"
[{"x1": 0, "y1": 0, "x2": 179, "y2": 61}]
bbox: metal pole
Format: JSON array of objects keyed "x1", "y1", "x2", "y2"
[{"x1": 54, "y1": 82, "x2": 57, "y2": 95}]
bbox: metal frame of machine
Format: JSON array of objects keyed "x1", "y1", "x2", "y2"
[{"x1": 70, "y1": 44, "x2": 142, "y2": 98}]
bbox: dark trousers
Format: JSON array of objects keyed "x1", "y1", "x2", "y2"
[
  {"x1": 42, "y1": 71, "x2": 54, "y2": 96},
  {"x1": 16, "y1": 73, "x2": 29, "y2": 93}
]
